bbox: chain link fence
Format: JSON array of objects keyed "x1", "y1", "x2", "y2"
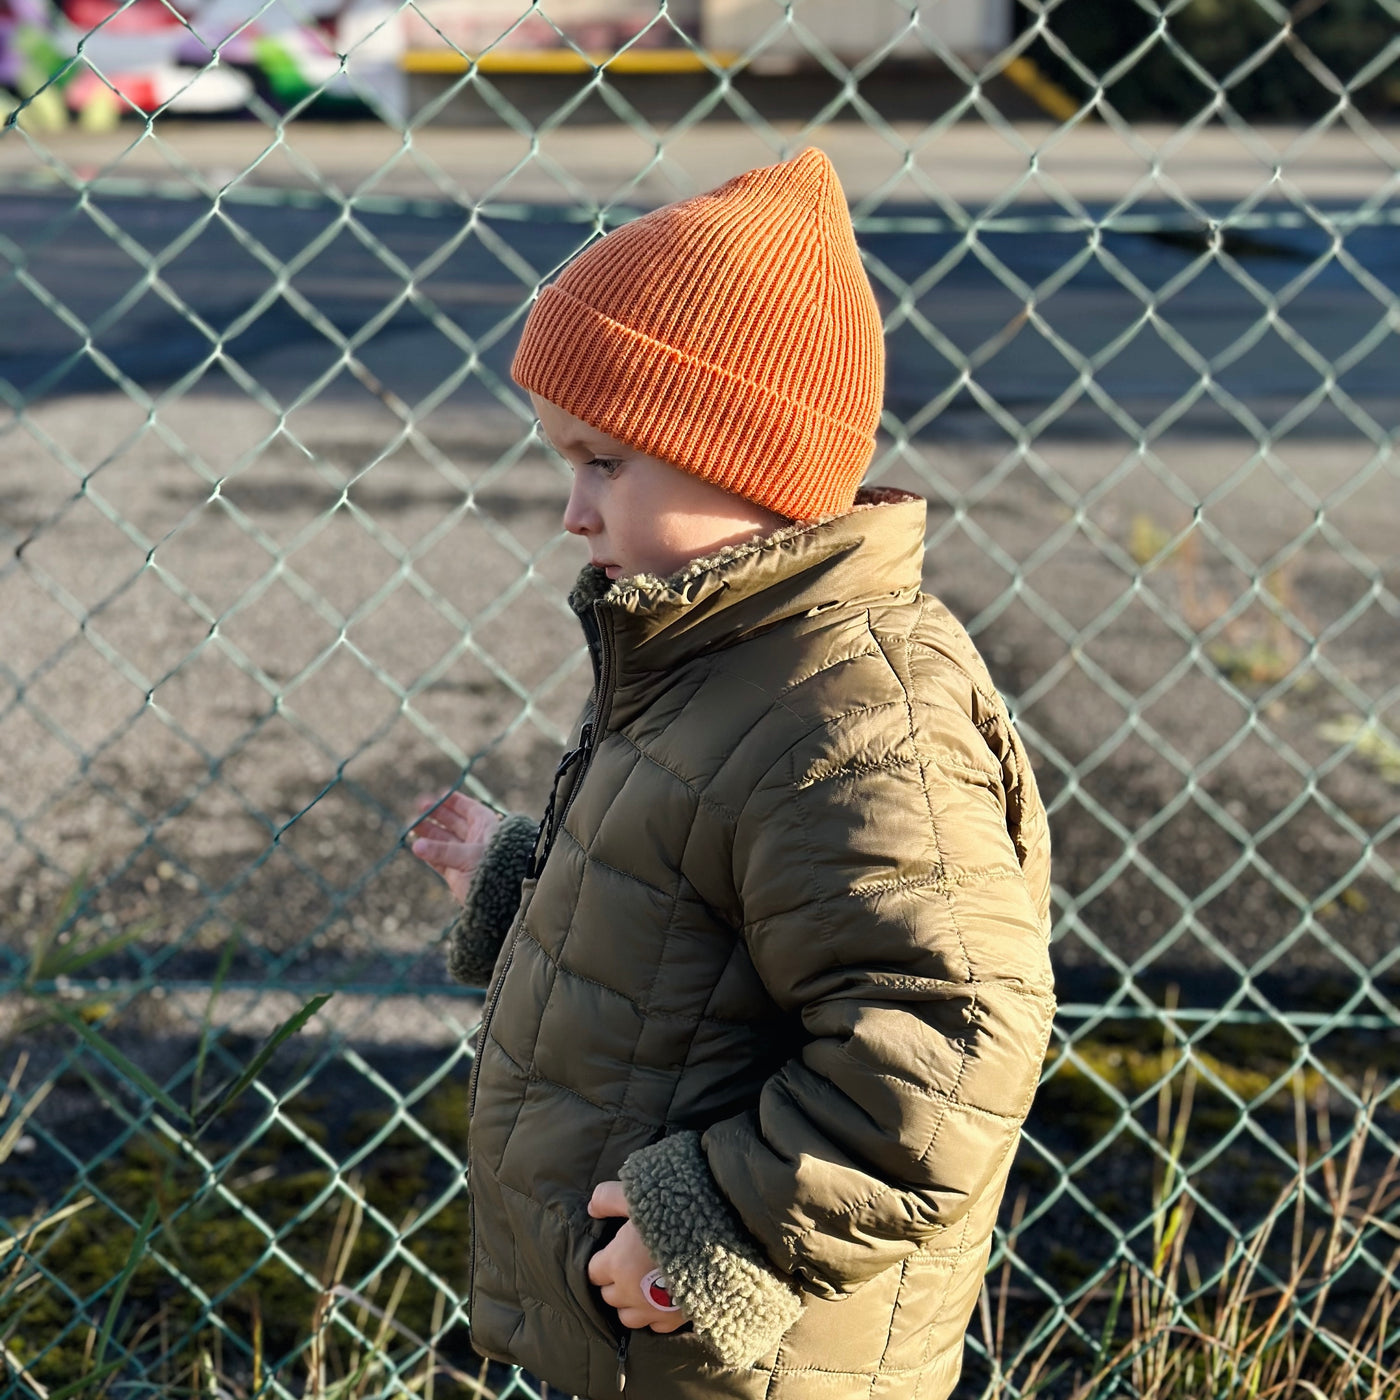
[{"x1": 2, "y1": 1, "x2": 1399, "y2": 1395}]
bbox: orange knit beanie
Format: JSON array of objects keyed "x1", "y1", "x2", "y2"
[{"x1": 511, "y1": 148, "x2": 885, "y2": 521}]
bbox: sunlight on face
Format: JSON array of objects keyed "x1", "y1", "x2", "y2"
[{"x1": 530, "y1": 393, "x2": 790, "y2": 581}]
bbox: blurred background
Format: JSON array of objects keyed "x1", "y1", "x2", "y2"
[{"x1": 2, "y1": 2, "x2": 1398, "y2": 1396}]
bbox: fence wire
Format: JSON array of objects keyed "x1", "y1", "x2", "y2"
[{"x1": 2, "y1": 1, "x2": 1399, "y2": 1396}]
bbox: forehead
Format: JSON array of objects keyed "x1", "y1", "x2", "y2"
[{"x1": 530, "y1": 393, "x2": 633, "y2": 455}]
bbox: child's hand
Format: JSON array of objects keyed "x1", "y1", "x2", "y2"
[
  {"x1": 408, "y1": 791, "x2": 503, "y2": 905},
  {"x1": 587, "y1": 1181, "x2": 689, "y2": 1333}
]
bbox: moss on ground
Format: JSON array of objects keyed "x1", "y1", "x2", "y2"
[
  {"x1": 1005, "y1": 1015, "x2": 1400, "y2": 1306},
  {"x1": 1034, "y1": 1025, "x2": 1338, "y2": 1151},
  {"x1": 4, "y1": 1100, "x2": 473, "y2": 1391}
]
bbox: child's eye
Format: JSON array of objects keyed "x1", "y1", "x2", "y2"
[{"x1": 586, "y1": 457, "x2": 621, "y2": 476}]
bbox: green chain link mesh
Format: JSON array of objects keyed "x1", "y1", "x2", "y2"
[{"x1": 2, "y1": 0, "x2": 1398, "y2": 1394}]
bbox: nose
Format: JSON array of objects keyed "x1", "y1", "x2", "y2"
[{"x1": 562, "y1": 473, "x2": 598, "y2": 538}]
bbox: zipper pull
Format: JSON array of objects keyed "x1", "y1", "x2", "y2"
[
  {"x1": 616, "y1": 1330, "x2": 630, "y2": 1392},
  {"x1": 526, "y1": 723, "x2": 595, "y2": 879},
  {"x1": 525, "y1": 810, "x2": 551, "y2": 882}
]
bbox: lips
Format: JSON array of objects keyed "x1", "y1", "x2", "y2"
[{"x1": 593, "y1": 561, "x2": 622, "y2": 580}]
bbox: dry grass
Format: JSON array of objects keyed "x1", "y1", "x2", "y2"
[
  {"x1": 982, "y1": 1068, "x2": 1400, "y2": 1400},
  {"x1": 2, "y1": 1162, "x2": 493, "y2": 1400},
  {"x1": 11, "y1": 1074, "x2": 1398, "y2": 1398}
]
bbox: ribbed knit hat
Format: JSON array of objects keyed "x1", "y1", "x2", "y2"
[{"x1": 511, "y1": 148, "x2": 885, "y2": 521}]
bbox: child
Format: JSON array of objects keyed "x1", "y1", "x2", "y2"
[{"x1": 409, "y1": 148, "x2": 1055, "y2": 1400}]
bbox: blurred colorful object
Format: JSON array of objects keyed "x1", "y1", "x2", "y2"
[
  {"x1": 403, "y1": 0, "x2": 700, "y2": 56},
  {"x1": 2, "y1": 0, "x2": 68, "y2": 129},
  {"x1": 1, "y1": 0, "x2": 404, "y2": 127}
]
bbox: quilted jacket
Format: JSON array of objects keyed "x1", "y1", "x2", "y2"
[{"x1": 451, "y1": 487, "x2": 1055, "y2": 1400}]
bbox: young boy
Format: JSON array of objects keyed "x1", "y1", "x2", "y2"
[{"x1": 409, "y1": 148, "x2": 1054, "y2": 1400}]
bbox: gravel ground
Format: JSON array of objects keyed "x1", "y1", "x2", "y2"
[{"x1": 2, "y1": 385, "x2": 1396, "y2": 1009}]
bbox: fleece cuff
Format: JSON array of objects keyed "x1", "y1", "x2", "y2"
[
  {"x1": 445, "y1": 814, "x2": 538, "y2": 986},
  {"x1": 620, "y1": 1130, "x2": 803, "y2": 1369}
]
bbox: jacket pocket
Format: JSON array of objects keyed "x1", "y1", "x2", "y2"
[{"x1": 565, "y1": 1211, "x2": 627, "y2": 1345}]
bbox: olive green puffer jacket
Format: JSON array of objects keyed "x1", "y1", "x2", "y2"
[{"x1": 452, "y1": 488, "x2": 1055, "y2": 1400}]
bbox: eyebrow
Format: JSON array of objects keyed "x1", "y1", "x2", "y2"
[{"x1": 542, "y1": 423, "x2": 627, "y2": 456}]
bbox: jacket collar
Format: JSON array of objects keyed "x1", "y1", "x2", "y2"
[{"x1": 568, "y1": 487, "x2": 927, "y2": 684}]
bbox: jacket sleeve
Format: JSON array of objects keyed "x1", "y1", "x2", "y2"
[
  {"x1": 709, "y1": 698, "x2": 1055, "y2": 1296},
  {"x1": 621, "y1": 1130, "x2": 803, "y2": 1367},
  {"x1": 445, "y1": 814, "x2": 538, "y2": 986},
  {"x1": 621, "y1": 696, "x2": 1054, "y2": 1362}
]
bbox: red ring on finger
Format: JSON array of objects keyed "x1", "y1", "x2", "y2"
[{"x1": 640, "y1": 1268, "x2": 681, "y2": 1312}]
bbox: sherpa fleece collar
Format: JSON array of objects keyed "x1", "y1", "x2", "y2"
[{"x1": 567, "y1": 486, "x2": 927, "y2": 680}]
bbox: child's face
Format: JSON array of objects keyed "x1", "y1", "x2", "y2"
[{"x1": 532, "y1": 394, "x2": 789, "y2": 581}]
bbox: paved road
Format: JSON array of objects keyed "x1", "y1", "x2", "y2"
[
  {"x1": 4, "y1": 117, "x2": 1398, "y2": 208},
  {"x1": 5, "y1": 117, "x2": 1398, "y2": 424},
  {"x1": 3, "y1": 177, "x2": 1397, "y2": 428}
]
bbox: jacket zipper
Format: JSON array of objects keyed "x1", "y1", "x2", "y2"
[
  {"x1": 525, "y1": 722, "x2": 593, "y2": 879},
  {"x1": 464, "y1": 600, "x2": 619, "y2": 1349},
  {"x1": 555, "y1": 603, "x2": 615, "y2": 842},
  {"x1": 616, "y1": 1329, "x2": 630, "y2": 1392},
  {"x1": 463, "y1": 885, "x2": 529, "y2": 1344}
]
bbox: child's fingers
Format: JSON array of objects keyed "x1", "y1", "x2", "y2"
[
  {"x1": 434, "y1": 802, "x2": 485, "y2": 842},
  {"x1": 406, "y1": 816, "x2": 450, "y2": 848},
  {"x1": 647, "y1": 1313, "x2": 687, "y2": 1334},
  {"x1": 413, "y1": 808, "x2": 462, "y2": 834},
  {"x1": 424, "y1": 791, "x2": 495, "y2": 843},
  {"x1": 409, "y1": 836, "x2": 471, "y2": 870},
  {"x1": 414, "y1": 791, "x2": 470, "y2": 819},
  {"x1": 409, "y1": 795, "x2": 450, "y2": 839},
  {"x1": 613, "y1": 1305, "x2": 687, "y2": 1333},
  {"x1": 409, "y1": 794, "x2": 493, "y2": 844},
  {"x1": 596, "y1": 1283, "x2": 688, "y2": 1332},
  {"x1": 587, "y1": 1180, "x2": 630, "y2": 1219}
]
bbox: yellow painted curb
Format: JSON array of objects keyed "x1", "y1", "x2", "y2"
[
  {"x1": 403, "y1": 48, "x2": 739, "y2": 76},
  {"x1": 1002, "y1": 55, "x2": 1081, "y2": 123}
]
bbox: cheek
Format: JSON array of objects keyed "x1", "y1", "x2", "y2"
[
  {"x1": 648, "y1": 506, "x2": 720, "y2": 560},
  {"x1": 630, "y1": 481, "x2": 690, "y2": 542},
  {"x1": 628, "y1": 505, "x2": 692, "y2": 565}
]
